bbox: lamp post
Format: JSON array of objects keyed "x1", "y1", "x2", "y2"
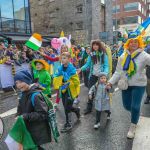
[{"x1": 115, "y1": 0, "x2": 118, "y2": 44}]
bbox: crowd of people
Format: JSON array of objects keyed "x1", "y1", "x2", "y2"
[{"x1": 1, "y1": 36, "x2": 150, "y2": 149}]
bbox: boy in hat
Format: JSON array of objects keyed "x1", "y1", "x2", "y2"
[
  {"x1": 14, "y1": 70, "x2": 51, "y2": 150},
  {"x1": 32, "y1": 59, "x2": 51, "y2": 98},
  {"x1": 88, "y1": 73, "x2": 113, "y2": 129}
]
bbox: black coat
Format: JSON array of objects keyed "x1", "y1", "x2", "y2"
[
  {"x1": 17, "y1": 86, "x2": 51, "y2": 145},
  {"x1": 146, "y1": 47, "x2": 150, "y2": 79}
]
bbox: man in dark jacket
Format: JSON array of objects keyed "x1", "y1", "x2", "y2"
[{"x1": 14, "y1": 70, "x2": 51, "y2": 150}]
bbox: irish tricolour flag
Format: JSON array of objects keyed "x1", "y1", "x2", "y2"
[
  {"x1": 25, "y1": 33, "x2": 42, "y2": 51},
  {"x1": 5, "y1": 117, "x2": 37, "y2": 150}
]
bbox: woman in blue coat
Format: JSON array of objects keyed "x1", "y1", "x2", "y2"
[{"x1": 78, "y1": 39, "x2": 109, "y2": 114}]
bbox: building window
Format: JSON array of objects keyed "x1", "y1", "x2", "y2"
[
  {"x1": 1, "y1": 0, "x2": 14, "y2": 18},
  {"x1": 112, "y1": 5, "x2": 120, "y2": 13},
  {"x1": 77, "y1": 5, "x2": 83, "y2": 13},
  {"x1": 14, "y1": 0, "x2": 25, "y2": 20},
  {"x1": 123, "y1": 16, "x2": 138, "y2": 24},
  {"x1": 76, "y1": 22, "x2": 83, "y2": 30},
  {"x1": 113, "y1": 19, "x2": 120, "y2": 28},
  {"x1": 124, "y1": 2, "x2": 139, "y2": 11},
  {"x1": 0, "y1": 0, "x2": 31, "y2": 34}
]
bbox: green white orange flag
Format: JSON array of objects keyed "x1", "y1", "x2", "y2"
[
  {"x1": 5, "y1": 116, "x2": 37, "y2": 150},
  {"x1": 25, "y1": 33, "x2": 42, "y2": 51}
]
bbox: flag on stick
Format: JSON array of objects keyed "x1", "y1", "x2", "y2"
[
  {"x1": 5, "y1": 116, "x2": 37, "y2": 150},
  {"x1": 25, "y1": 33, "x2": 42, "y2": 51}
]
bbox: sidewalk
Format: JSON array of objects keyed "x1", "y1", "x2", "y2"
[
  {"x1": 132, "y1": 116, "x2": 150, "y2": 150},
  {"x1": 132, "y1": 100, "x2": 150, "y2": 150}
]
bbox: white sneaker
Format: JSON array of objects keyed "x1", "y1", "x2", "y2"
[
  {"x1": 54, "y1": 103, "x2": 59, "y2": 111},
  {"x1": 127, "y1": 123, "x2": 137, "y2": 139},
  {"x1": 107, "y1": 116, "x2": 111, "y2": 120},
  {"x1": 94, "y1": 123, "x2": 100, "y2": 129}
]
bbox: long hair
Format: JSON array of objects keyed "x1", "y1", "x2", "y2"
[{"x1": 91, "y1": 39, "x2": 106, "y2": 64}]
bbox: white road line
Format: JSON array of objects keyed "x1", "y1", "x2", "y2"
[
  {"x1": 0, "y1": 83, "x2": 84, "y2": 118},
  {"x1": 132, "y1": 116, "x2": 150, "y2": 150}
]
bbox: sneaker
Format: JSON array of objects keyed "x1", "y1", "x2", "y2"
[
  {"x1": 127, "y1": 123, "x2": 137, "y2": 139},
  {"x1": 61, "y1": 123, "x2": 72, "y2": 133},
  {"x1": 107, "y1": 113, "x2": 111, "y2": 120},
  {"x1": 107, "y1": 116, "x2": 111, "y2": 120},
  {"x1": 94, "y1": 122, "x2": 100, "y2": 129},
  {"x1": 54, "y1": 103, "x2": 58, "y2": 109}
]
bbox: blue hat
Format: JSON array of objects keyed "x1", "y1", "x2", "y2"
[{"x1": 14, "y1": 70, "x2": 33, "y2": 85}]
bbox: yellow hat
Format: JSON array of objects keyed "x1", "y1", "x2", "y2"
[
  {"x1": 32, "y1": 59, "x2": 49, "y2": 71},
  {"x1": 124, "y1": 36, "x2": 145, "y2": 50}
]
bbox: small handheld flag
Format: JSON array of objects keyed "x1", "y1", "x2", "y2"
[{"x1": 25, "y1": 33, "x2": 42, "y2": 51}]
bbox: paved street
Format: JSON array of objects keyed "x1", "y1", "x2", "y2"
[{"x1": 0, "y1": 85, "x2": 150, "y2": 150}]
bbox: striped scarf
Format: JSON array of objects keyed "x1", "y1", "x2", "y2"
[{"x1": 121, "y1": 50, "x2": 141, "y2": 78}]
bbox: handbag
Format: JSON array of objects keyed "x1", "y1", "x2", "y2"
[{"x1": 118, "y1": 74, "x2": 128, "y2": 90}]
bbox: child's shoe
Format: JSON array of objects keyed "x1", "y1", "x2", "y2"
[
  {"x1": 107, "y1": 113, "x2": 111, "y2": 120},
  {"x1": 61, "y1": 123, "x2": 72, "y2": 133},
  {"x1": 94, "y1": 122, "x2": 100, "y2": 129},
  {"x1": 54, "y1": 103, "x2": 59, "y2": 110},
  {"x1": 107, "y1": 116, "x2": 111, "y2": 120}
]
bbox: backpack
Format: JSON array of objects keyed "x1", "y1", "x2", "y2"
[{"x1": 31, "y1": 92, "x2": 60, "y2": 143}]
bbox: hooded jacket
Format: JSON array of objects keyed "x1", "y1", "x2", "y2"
[{"x1": 17, "y1": 85, "x2": 51, "y2": 145}]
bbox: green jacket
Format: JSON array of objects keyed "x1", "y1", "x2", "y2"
[{"x1": 33, "y1": 69, "x2": 51, "y2": 95}]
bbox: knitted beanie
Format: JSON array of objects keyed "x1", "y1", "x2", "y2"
[{"x1": 14, "y1": 70, "x2": 33, "y2": 85}]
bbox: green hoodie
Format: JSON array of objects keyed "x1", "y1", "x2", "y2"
[{"x1": 33, "y1": 69, "x2": 51, "y2": 95}]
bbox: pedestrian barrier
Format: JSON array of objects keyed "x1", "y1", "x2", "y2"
[{"x1": 0, "y1": 63, "x2": 30, "y2": 89}]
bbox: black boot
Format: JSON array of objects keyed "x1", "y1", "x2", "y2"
[
  {"x1": 84, "y1": 101, "x2": 93, "y2": 115},
  {"x1": 60, "y1": 122, "x2": 72, "y2": 133},
  {"x1": 144, "y1": 96, "x2": 150, "y2": 104}
]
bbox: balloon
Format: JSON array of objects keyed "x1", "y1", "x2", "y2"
[
  {"x1": 51, "y1": 38, "x2": 61, "y2": 50},
  {"x1": 59, "y1": 36, "x2": 71, "y2": 48}
]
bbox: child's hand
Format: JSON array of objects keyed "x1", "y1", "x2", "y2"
[
  {"x1": 77, "y1": 68, "x2": 81, "y2": 74},
  {"x1": 89, "y1": 94, "x2": 92, "y2": 100},
  {"x1": 39, "y1": 51, "x2": 46, "y2": 57},
  {"x1": 106, "y1": 83, "x2": 112, "y2": 90}
]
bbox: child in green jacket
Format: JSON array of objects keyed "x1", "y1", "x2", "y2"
[{"x1": 32, "y1": 59, "x2": 51, "y2": 98}]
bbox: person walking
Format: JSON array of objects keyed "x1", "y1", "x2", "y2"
[{"x1": 107, "y1": 36, "x2": 150, "y2": 139}]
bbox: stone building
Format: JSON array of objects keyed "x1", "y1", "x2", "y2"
[{"x1": 30, "y1": 0, "x2": 113, "y2": 44}]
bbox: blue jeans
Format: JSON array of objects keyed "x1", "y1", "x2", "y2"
[{"x1": 122, "y1": 86, "x2": 145, "y2": 124}]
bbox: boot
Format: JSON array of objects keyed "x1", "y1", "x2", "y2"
[
  {"x1": 84, "y1": 100, "x2": 93, "y2": 115},
  {"x1": 60, "y1": 122, "x2": 72, "y2": 133},
  {"x1": 127, "y1": 123, "x2": 137, "y2": 139},
  {"x1": 144, "y1": 96, "x2": 150, "y2": 104}
]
